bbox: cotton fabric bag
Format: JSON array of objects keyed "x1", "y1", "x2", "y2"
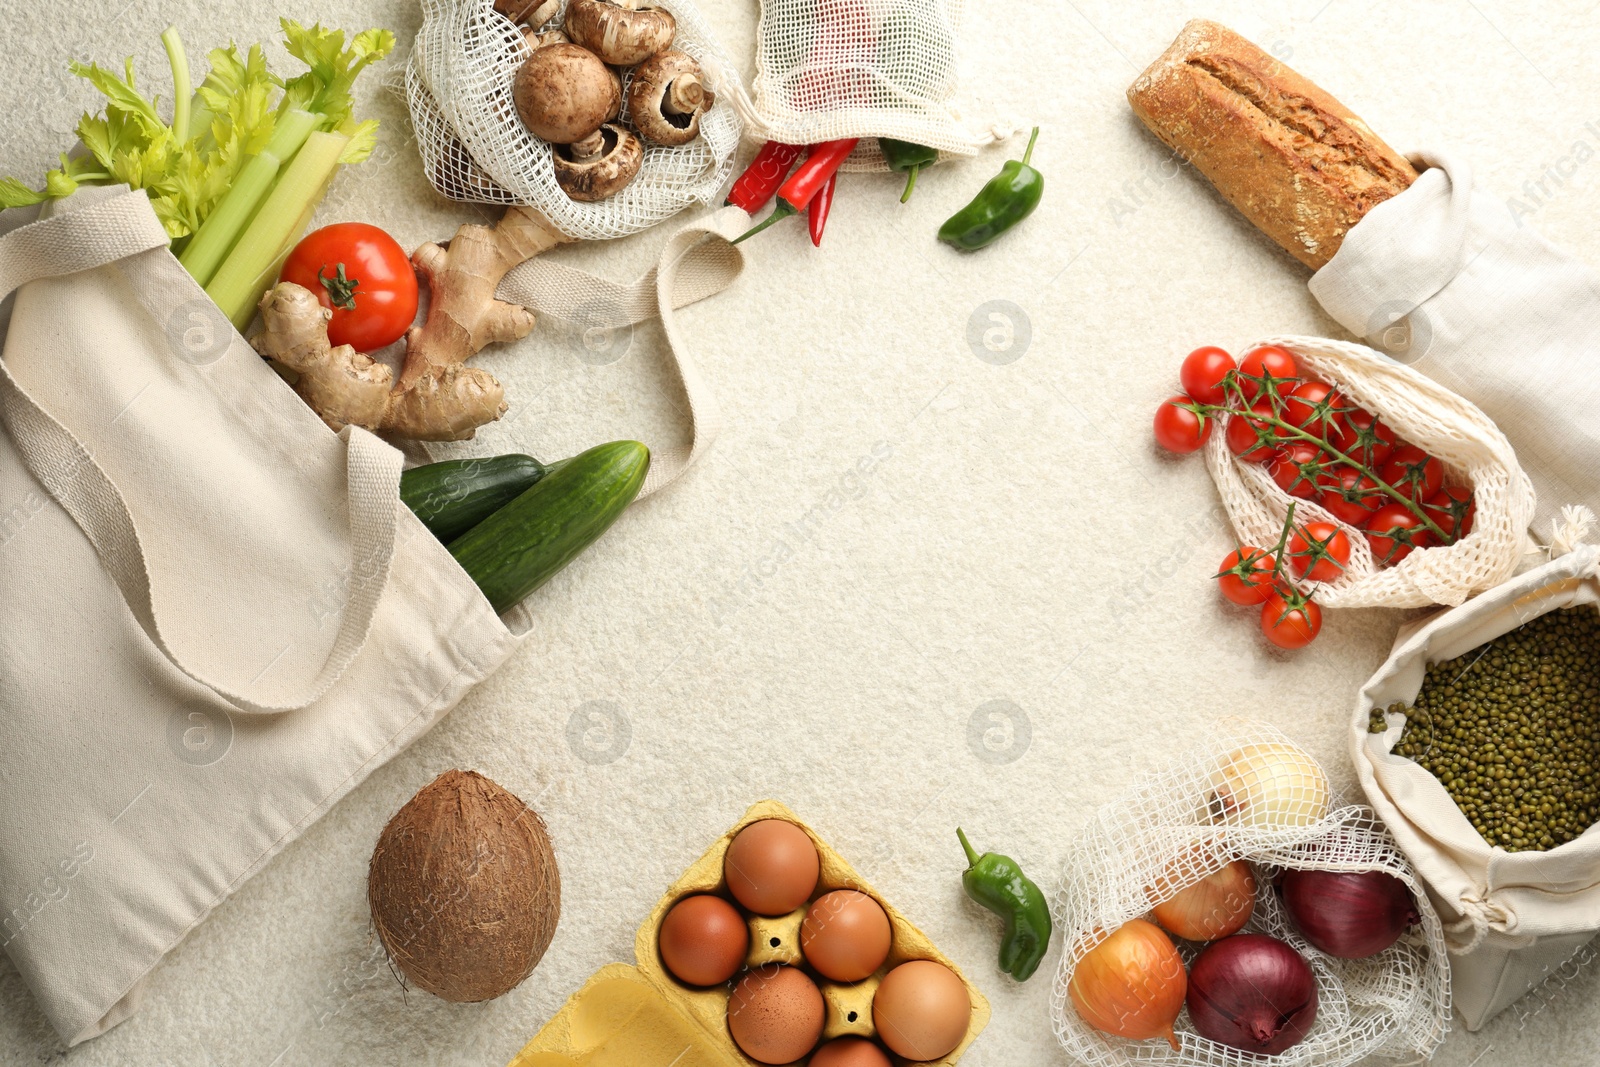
[
  {"x1": 1310, "y1": 149, "x2": 1600, "y2": 537},
  {"x1": 0, "y1": 182, "x2": 743, "y2": 1044},
  {"x1": 1356, "y1": 542, "x2": 1600, "y2": 1030},
  {"x1": 1049, "y1": 720, "x2": 1450, "y2": 1067},
  {"x1": 1203, "y1": 334, "x2": 1535, "y2": 610}
]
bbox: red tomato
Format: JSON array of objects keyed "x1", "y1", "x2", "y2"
[
  {"x1": 1216, "y1": 547, "x2": 1280, "y2": 605},
  {"x1": 1365, "y1": 503, "x2": 1435, "y2": 565},
  {"x1": 1237, "y1": 345, "x2": 1299, "y2": 400},
  {"x1": 1331, "y1": 408, "x2": 1395, "y2": 468},
  {"x1": 1154, "y1": 395, "x2": 1211, "y2": 453},
  {"x1": 1379, "y1": 445, "x2": 1444, "y2": 504},
  {"x1": 1180, "y1": 346, "x2": 1237, "y2": 405},
  {"x1": 1268, "y1": 442, "x2": 1328, "y2": 499},
  {"x1": 1288, "y1": 521, "x2": 1352, "y2": 583},
  {"x1": 1316, "y1": 466, "x2": 1384, "y2": 526},
  {"x1": 1260, "y1": 590, "x2": 1322, "y2": 649},
  {"x1": 280, "y1": 223, "x2": 420, "y2": 352},
  {"x1": 1284, "y1": 381, "x2": 1351, "y2": 443},
  {"x1": 1423, "y1": 486, "x2": 1476, "y2": 543},
  {"x1": 1226, "y1": 401, "x2": 1282, "y2": 463}
]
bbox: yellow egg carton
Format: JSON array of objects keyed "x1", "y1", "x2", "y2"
[{"x1": 507, "y1": 799, "x2": 990, "y2": 1067}]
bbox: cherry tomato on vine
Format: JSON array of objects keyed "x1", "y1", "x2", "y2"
[
  {"x1": 1379, "y1": 445, "x2": 1444, "y2": 504},
  {"x1": 1268, "y1": 442, "x2": 1328, "y2": 499},
  {"x1": 1226, "y1": 401, "x2": 1282, "y2": 463},
  {"x1": 1154, "y1": 395, "x2": 1211, "y2": 453},
  {"x1": 1365, "y1": 503, "x2": 1435, "y2": 565},
  {"x1": 1423, "y1": 486, "x2": 1476, "y2": 542},
  {"x1": 1237, "y1": 345, "x2": 1299, "y2": 401},
  {"x1": 1316, "y1": 466, "x2": 1384, "y2": 526},
  {"x1": 1260, "y1": 589, "x2": 1322, "y2": 649},
  {"x1": 1287, "y1": 521, "x2": 1352, "y2": 583},
  {"x1": 1331, "y1": 408, "x2": 1395, "y2": 468},
  {"x1": 1284, "y1": 381, "x2": 1351, "y2": 442},
  {"x1": 281, "y1": 223, "x2": 420, "y2": 352},
  {"x1": 1216, "y1": 547, "x2": 1281, "y2": 605},
  {"x1": 1180, "y1": 346, "x2": 1237, "y2": 405}
]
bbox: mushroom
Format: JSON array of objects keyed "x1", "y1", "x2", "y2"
[
  {"x1": 513, "y1": 42, "x2": 622, "y2": 145},
  {"x1": 553, "y1": 124, "x2": 643, "y2": 201},
  {"x1": 563, "y1": 0, "x2": 676, "y2": 67},
  {"x1": 626, "y1": 50, "x2": 715, "y2": 147},
  {"x1": 519, "y1": 25, "x2": 569, "y2": 53},
  {"x1": 495, "y1": 0, "x2": 561, "y2": 26}
]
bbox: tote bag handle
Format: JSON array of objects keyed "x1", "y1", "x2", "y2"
[{"x1": 0, "y1": 190, "x2": 401, "y2": 715}]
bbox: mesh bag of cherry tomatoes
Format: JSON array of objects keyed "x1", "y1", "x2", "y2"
[{"x1": 1153, "y1": 336, "x2": 1536, "y2": 648}]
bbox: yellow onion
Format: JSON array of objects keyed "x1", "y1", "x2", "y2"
[
  {"x1": 1151, "y1": 860, "x2": 1256, "y2": 942},
  {"x1": 1068, "y1": 919, "x2": 1185, "y2": 1050},
  {"x1": 1208, "y1": 743, "x2": 1330, "y2": 828}
]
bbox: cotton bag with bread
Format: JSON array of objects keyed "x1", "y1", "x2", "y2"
[{"x1": 1127, "y1": 18, "x2": 1415, "y2": 268}]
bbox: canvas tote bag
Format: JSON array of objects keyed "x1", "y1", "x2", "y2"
[
  {"x1": 0, "y1": 184, "x2": 745, "y2": 1045},
  {"x1": 1355, "y1": 543, "x2": 1600, "y2": 1030}
]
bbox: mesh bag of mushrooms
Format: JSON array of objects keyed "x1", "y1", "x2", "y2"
[
  {"x1": 1049, "y1": 721, "x2": 1451, "y2": 1067},
  {"x1": 408, "y1": 0, "x2": 742, "y2": 238},
  {"x1": 717, "y1": 0, "x2": 1011, "y2": 169}
]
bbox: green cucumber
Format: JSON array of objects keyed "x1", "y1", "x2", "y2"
[
  {"x1": 449, "y1": 441, "x2": 650, "y2": 612},
  {"x1": 401, "y1": 454, "x2": 547, "y2": 543}
]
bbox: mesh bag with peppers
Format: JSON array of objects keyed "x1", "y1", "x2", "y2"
[
  {"x1": 1187, "y1": 336, "x2": 1536, "y2": 610},
  {"x1": 716, "y1": 0, "x2": 1006, "y2": 171},
  {"x1": 1049, "y1": 721, "x2": 1450, "y2": 1067}
]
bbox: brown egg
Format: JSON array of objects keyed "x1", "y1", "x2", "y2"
[
  {"x1": 800, "y1": 890, "x2": 892, "y2": 982},
  {"x1": 872, "y1": 960, "x2": 972, "y2": 1061},
  {"x1": 724, "y1": 819, "x2": 820, "y2": 916},
  {"x1": 727, "y1": 964, "x2": 825, "y2": 1064},
  {"x1": 659, "y1": 893, "x2": 748, "y2": 986},
  {"x1": 808, "y1": 1036, "x2": 894, "y2": 1067}
]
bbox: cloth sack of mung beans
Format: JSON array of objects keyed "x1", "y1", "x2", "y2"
[
  {"x1": 1356, "y1": 538, "x2": 1600, "y2": 1030},
  {"x1": 1050, "y1": 719, "x2": 1450, "y2": 1067}
]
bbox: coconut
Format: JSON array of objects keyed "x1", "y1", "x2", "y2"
[{"x1": 368, "y1": 769, "x2": 561, "y2": 1002}]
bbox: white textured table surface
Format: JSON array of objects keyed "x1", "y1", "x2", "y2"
[{"x1": 3, "y1": 1, "x2": 1599, "y2": 1064}]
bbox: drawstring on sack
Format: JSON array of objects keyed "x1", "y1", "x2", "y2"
[{"x1": 1549, "y1": 504, "x2": 1596, "y2": 558}]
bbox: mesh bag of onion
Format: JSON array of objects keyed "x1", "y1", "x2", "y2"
[
  {"x1": 1049, "y1": 720, "x2": 1450, "y2": 1067},
  {"x1": 1203, "y1": 335, "x2": 1536, "y2": 610},
  {"x1": 407, "y1": 0, "x2": 742, "y2": 238}
]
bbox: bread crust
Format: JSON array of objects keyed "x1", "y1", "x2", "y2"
[{"x1": 1127, "y1": 19, "x2": 1417, "y2": 269}]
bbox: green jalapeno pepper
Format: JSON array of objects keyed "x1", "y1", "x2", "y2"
[
  {"x1": 957, "y1": 827, "x2": 1052, "y2": 981},
  {"x1": 878, "y1": 138, "x2": 939, "y2": 202},
  {"x1": 937, "y1": 127, "x2": 1043, "y2": 251}
]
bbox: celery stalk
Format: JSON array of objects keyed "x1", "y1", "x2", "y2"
[
  {"x1": 230, "y1": 188, "x2": 334, "y2": 334},
  {"x1": 180, "y1": 110, "x2": 319, "y2": 286},
  {"x1": 207, "y1": 130, "x2": 349, "y2": 331},
  {"x1": 160, "y1": 27, "x2": 190, "y2": 156}
]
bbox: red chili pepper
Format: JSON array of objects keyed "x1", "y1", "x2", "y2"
[
  {"x1": 807, "y1": 170, "x2": 836, "y2": 247},
  {"x1": 733, "y1": 138, "x2": 858, "y2": 243},
  {"x1": 725, "y1": 141, "x2": 805, "y2": 214}
]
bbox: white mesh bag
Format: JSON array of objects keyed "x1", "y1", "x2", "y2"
[
  {"x1": 407, "y1": 0, "x2": 742, "y2": 238},
  {"x1": 717, "y1": 0, "x2": 1009, "y2": 170},
  {"x1": 1050, "y1": 720, "x2": 1451, "y2": 1067},
  {"x1": 1203, "y1": 335, "x2": 1536, "y2": 610}
]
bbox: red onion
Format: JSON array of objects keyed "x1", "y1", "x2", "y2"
[
  {"x1": 1281, "y1": 868, "x2": 1420, "y2": 959},
  {"x1": 1186, "y1": 934, "x2": 1318, "y2": 1054}
]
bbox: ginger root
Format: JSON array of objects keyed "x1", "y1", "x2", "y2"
[{"x1": 253, "y1": 205, "x2": 571, "y2": 441}]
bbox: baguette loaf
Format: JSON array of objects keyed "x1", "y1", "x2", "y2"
[{"x1": 1127, "y1": 19, "x2": 1417, "y2": 269}]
